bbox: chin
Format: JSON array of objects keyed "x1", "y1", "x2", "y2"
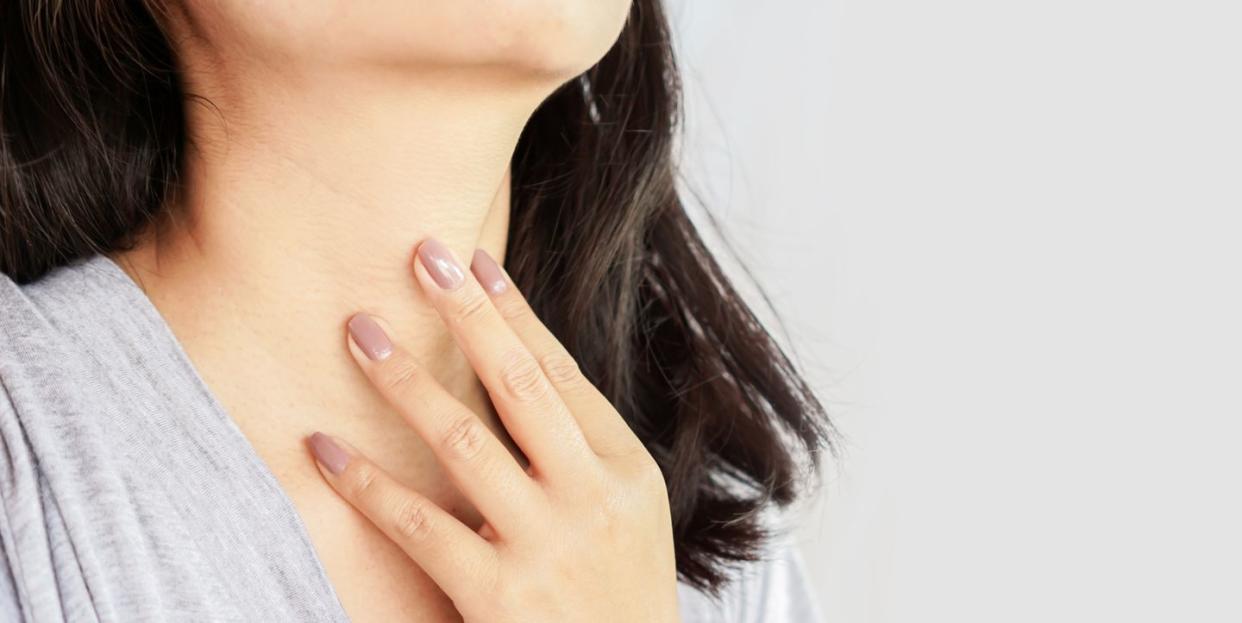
[
  {"x1": 470, "y1": 0, "x2": 634, "y2": 78},
  {"x1": 181, "y1": 0, "x2": 633, "y2": 83}
]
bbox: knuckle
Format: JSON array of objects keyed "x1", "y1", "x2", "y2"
[
  {"x1": 629, "y1": 446, "x2": 663, "y2": 475},
  {"x1": 539, "y1": 351, "x2": 583, "y2": 387},
  {"x1": 635, "y1": 456, "x2": 668, "y2": 492},
  {"x1": 450, "y1": 289, "x2": 493, "y2": 326},
  {"x1": 586, "y1": 485, "x2": 633, "y2": 535},
  {"x1": 600, "y1": 490, "x2": 628, "y2": 520},
  {"x1": 499, "y1": 351, "x2": 551, "y2": 403},
  {"x1": 615, "y1": 448, "x2": 667, "y2": 491},
  {"x1": 573, "y1": 470, "x2": 611, "y2": 503},
  {"x1": 612, "y1": 429, "x2": 652, "y2": 459},
  {"x1": 441, "y1": 415, "x2": 488, "y2": 460},
  {"x1": 377, "y1": 353, "x2": 423, "y2": 395},
  {"x1": 494, "y1": 296, "x2": 531, "y2": 323},
  {"x1": 391, "y1": 498, "x2": 433, "y2": 542},
  {"x1": 345, "y1": 461, "x2": 381, "y2": 501}
]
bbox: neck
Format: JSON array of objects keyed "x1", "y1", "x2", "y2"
[
  {"x1": 128, "y1": 64, "x2": 549, "y2": 300},
  {"x1": 114, "y1": 65, "x2": 553, "y2": 438}
]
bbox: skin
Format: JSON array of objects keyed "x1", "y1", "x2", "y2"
[
  {"x1": 112, "y1": 0, "x2": 678, "y2": 620},
  {"x1": 319, "y1": 242, "x2": 678, "y2": 621}
]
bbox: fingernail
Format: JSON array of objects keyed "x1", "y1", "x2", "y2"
[
  {"x1": 470, "y1": 249, "x2": 508, "y2": 295},
  {"x1": 347, "y1": 313, "x2": 394, "y2": 361},
  {"x1": 308, "y1": 432, "x2": 350, "y2": 475},
  {"x1": 417, "y1": 238, "x2": 465, "y2": 290}
]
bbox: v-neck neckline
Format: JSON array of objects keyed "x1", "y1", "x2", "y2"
[{"x1": 88, "y1": 253, "x2": 353, "y2": 621}]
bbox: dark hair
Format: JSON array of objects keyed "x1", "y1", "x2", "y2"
[{"x1": 1, "y1": 0, "x2": 831, "y2": 592}]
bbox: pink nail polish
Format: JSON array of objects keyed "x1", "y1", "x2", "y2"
[
  {"x1": 347, "y1": 313, "x2": 393, "y2": 361},
  {"x1": 308, "y1": 432, "x2": 350, "y2": 474},
  {"x1": 417, "y1": 239, "x2": 465, "y2": 290},
  {"x1": 470, "y1": 249, "x2": 508, "y2": 295}
]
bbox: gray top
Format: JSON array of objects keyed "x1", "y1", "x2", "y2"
[{"x1": 0, "y1": 255, "x2": 822, "y2": 622}]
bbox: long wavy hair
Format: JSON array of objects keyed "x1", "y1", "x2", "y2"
[{"x1": 0, "y1": 0, "x2": 831, "y2": 592}]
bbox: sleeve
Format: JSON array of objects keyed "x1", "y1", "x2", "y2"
[{"x1": 676, "y1": 533, "x2": 825, "y2": 623}]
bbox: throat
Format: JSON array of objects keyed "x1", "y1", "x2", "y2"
[
  {"x1": 106, "y1": 75, "x2": 547, "y2": 613},
  {"x1": 108, "y1": 164, "x2": 519, "y2": 500}
]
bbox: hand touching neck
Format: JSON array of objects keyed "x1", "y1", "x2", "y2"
[{"x1": 113, "y1": 55, "x2": 560, "y2": 458}]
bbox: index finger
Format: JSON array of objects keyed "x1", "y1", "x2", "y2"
[{"x1": 306, "y1": 432, "x2": 498, "y2": 601}]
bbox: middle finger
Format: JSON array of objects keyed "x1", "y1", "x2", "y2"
[{"x1": 411, "y1": 238, "x2": 596, "y2": 479}]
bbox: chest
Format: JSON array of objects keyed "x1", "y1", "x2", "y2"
[
  {"x1": 254, "y1": 422, "x2": 480, "y2": 622},
  {"x1": 218, "y1": 372, "x2": 506, "y2": 623},
  {"x1": 176, "y1": 334, "x2": 508, "y2": 621},
  {"x1": 287, "y1": 468, "x2": 465, "y2": 621}
]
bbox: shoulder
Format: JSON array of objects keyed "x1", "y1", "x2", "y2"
[
  {"x1": 0, "y1": 255, "x2": 139, "y2": 378},
  {"x1": 0, "y1": 255, "x2": 136, "y2": 470},
  {"x1": 677, "y1": 530, "x2": 824, "y2": 623},
  {"x1": 0, "y1": 260, "x2": 87, "y2": 409},
  {"x1": 0, "y1": 256, "x2": 101, "y2": 356},
  {"x1": 0, "y1": 256, "x2": 176, "y2": 619}
]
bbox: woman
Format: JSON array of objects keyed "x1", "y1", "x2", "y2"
[{"x1": 0, "y1": 0, "x2": 829, "y2": 621}]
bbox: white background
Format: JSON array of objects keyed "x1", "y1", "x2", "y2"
[{"x1": 667, "y1": 1, "x2": 1242, "y2": 621}]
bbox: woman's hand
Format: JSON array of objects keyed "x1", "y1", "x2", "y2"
[{"x1": 305, "y1": 239, "x2": 680, "y2": 622}]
